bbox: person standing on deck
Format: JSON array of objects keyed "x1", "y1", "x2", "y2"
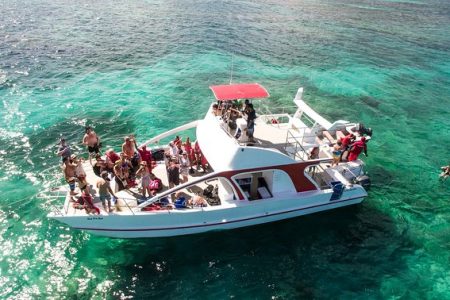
[
  {"x1": 97, "y1": 171, "x2": 117, "y2": 213},
  {"x1": 244, "y1": 103, "x2": 257, "y2": 142},
  {"x1": 63, "y1": 158, "x2": 78, "y2": 196},
  {"x1": 83, "y1": 126, "x2": 101, "y2": 162},
  {"x1": 123, "y1": 135, "x2": 140, "y2": 173},
  {"x1": 56, "y1": 138, "x2": 71, "y2": 163}
]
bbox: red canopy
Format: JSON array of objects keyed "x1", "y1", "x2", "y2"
[{"x1": 209, "y1": 83, "x2": 269, "y2": 101}]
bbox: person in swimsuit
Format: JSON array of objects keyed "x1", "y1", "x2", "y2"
[
  {"x1": 92, "y1": 154, "x2": 108, "y2": 176},
  {"x1": 96, "y1": 171, "x2": 117, "y2": 212},
  {"x1": 136, "y1": 161, "x2": 151, "y2": 198},
  {"x1": 332, "y1": 141, "x2": 343, "y2": 166},
  {"x1": 63, "y1": 158, "x2": 78, "y2": 195},
  {"x1": 179, "y1": 151, "x2": 191, "y2": 183},
  {"x1": 83, "y1": 126, "x2": 101, "y2": 161},
  {"x1": 123, "y1": 135, "x2": 140, "y2": 172},
  {"x1": 122, "y1": 136, "x2": 136, "y2": 159},
  {"x1": 113, "y1": 153, "x2": 131, "y2": 191},
  {"x1": 193, "y1": 141, "x2": 202, "y2": 169}
]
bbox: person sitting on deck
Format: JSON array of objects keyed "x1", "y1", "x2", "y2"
[
  {"x1": 79, "y1": 190, "x2": 100, "y2": 215},
  {"x1": 309, "y1": 146, "x2": 320, "y2": 160},
  {"x1": 174, "y1": 191, "x2": 188, "y2": 209},
  {"x1": 332, "y1": 141, "x2": 343, "y2": 166},
  {"x1": 148, "y1": 173, "x2": 162, "y2": 196},
  {"x1": 348, "y1": 137, "x2": 368, "y2": 161},
  {"x1": 191, "y1": 195, "x2": 208, "y2": 207},
  {"x1": 97, "y1": 171, "x2": 117, "y2": 213}
]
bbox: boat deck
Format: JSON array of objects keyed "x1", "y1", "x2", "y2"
[
  {"x1": 222, "y1": 116, "x2": 349, "y2": 161},
  {"x1": 60, "y1": 156, "x2": 216, "y2": 216}
]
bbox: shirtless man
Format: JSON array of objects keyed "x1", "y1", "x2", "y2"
[
  {"x1": 63, "y1": 158, "x2": 78, "y2": 195},
  {"x1": 83, "y1": 126, "x2": 101, "y2": 160},
  {"x1": 122, "y1": 136, "x2": 136, "y2": 159},
  {"x1": 96, "y1": 171, "x2": 117, "y2": 212},
  {"x1": 124, "y1": 135, "x2": 141, "y2": 170}
]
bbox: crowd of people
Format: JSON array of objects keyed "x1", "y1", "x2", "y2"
[
  {"x1": 212, "y1": 99, "x2": 257, "y2": 142},
  {"x1": 321, "y1": 132, "x2": 369, "y2": 167},
  {"x1": 56, "y1": 126, "x2": 210, "y2": 214}
]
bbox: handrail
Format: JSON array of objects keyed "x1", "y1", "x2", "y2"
[
  {"x1": 284, "y1": 128, "x2": 314, "y2": 161},
  {"x1": 139, "y1": 120, "x2": 200, "y2": 148}
]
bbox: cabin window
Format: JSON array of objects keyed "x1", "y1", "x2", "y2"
[{"x1": 234, "y1": 172, "x2": 273, "y2": 200}]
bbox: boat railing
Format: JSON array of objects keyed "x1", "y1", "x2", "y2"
[
  {"x1": 284, "y1": 128, "x2": 318, "y2": 161},
  {"x1": 38, "y1": 189, "x2": 68, "y2": 216},
  {"x1": 139, "y1": 120, "x2": 200, "y2": 148},
  {"x1": 256, "y1": 103, "x2": 298, "y2": 128}
]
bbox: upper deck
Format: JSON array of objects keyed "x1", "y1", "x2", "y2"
[{"x1": 197, "y1": 87, "x2": 361, "y2": 172}]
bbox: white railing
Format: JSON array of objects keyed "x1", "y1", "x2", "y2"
[{"x1": 139, "y1": 120, "x2": 200, "y2": 148}]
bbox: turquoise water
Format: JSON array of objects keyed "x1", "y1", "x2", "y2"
[{"x1": 1, "y1": 0, "x2": 449, "y2": 298}]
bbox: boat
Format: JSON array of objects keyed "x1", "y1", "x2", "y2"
[{"x1": 47, "y1": 83, "x2": 372, "y2": 238}]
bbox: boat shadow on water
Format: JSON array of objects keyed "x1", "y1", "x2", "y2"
[{"x1": 75, "y1": 203, "x2": 415, "y2": 298}]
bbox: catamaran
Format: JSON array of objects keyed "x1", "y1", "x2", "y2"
[{"x1": 47, "y1": 83, "x2": 371, "y2": 238}]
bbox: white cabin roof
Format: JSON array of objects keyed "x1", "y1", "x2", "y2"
[{"x1": 196, "y1": 115, "x2": 294, "y2": 171}]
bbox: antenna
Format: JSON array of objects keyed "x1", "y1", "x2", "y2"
[{"x1": 229, "y1": 54, "x2": 234, "y2": 84}]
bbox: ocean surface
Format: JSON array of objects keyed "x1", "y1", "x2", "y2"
[{"x1": 1, "y1": 0, "x2": 449, "y2": 298}]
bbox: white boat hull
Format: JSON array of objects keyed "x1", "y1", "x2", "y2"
[{"x1": 49, "y1": 192, "x2": 365, "y2": 238}]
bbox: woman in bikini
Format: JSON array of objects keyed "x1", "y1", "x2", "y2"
[{"x1": 136, "y1": 161, "x2": 151, "y2": 198}]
